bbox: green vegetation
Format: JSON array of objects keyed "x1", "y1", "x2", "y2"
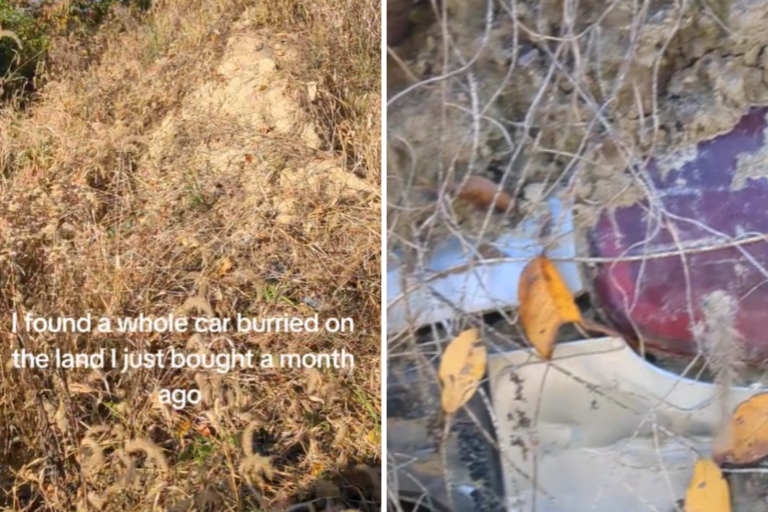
[
  {"x1": 0, "y1": 1, "x2": 47, "y2": 88},
  {"x1": 0, "y1": 0, "x2": 151, "y2": 97}
]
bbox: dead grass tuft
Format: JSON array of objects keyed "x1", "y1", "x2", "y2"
[
  {"x1": 0, "y1": 0, "x2": 380, "y2": 510},
  {"x1": 79, "y1": 438, "x2": 106, "y2": 477},
  {"x1": 124, "y1": 438, "x2": 170, "y2": 474},
  {"x1": 238, "y1": 454, "x2": 275, "y2": 487}
]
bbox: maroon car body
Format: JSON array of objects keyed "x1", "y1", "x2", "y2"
[{"x1": 588, "y1": 107, "x2": 768, "y2": 361}]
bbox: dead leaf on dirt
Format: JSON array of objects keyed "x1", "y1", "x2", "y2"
[
  {"x1": 518, "y1": 255, "x2": 583, "y2": 359},
  {"x1": 449, "y1": 175, "x2": 514, "y2": 213},
  {"x1": 438, "y1": 329, "x2": 486, "y2": 414},
  {"x1": 311, "y1": 462, "x2": 325, "y2": 477},
  {"x1": 714, "y1": 393, "x2": 768, "y2": 465},
  {"x1": 685, "y1": 458, "x2": 731, "y2": 512}
]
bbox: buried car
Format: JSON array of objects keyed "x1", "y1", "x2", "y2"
[
  {"x1": 387, "y1": 107, "x2": 768, "y2": 512},
  {"x1": 388, "y1": 336, "x2": 765, "y2": 512}
]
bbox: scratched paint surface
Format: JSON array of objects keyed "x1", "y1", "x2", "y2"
[{"x1": 589, "y1": 107, "x2": 768, "y2": 361}]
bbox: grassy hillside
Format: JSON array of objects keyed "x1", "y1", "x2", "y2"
[{"x1": 0, "y1": 0, "x2": 381, "y2": 510}]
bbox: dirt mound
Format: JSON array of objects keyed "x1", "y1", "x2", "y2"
[{"x1": 387, "y1": 0, "x2": 768, "y2": 249}]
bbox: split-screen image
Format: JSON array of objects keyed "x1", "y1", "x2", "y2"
[{"x1": 2, "y1": 0, "x2": 768, "y2": 511}]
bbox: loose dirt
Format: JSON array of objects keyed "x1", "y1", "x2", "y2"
[{"x1": 387, "y1": 0, "x2": 768, "y2": 252}]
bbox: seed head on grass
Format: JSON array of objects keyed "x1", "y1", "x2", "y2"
[
  {"x1": 124, "y1": 438, "x2": 170, "y2": 473},
  {"x1": 80, "y1": 437, "x2": 106, "y2": 478}
]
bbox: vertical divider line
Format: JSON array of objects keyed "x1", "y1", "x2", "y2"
[{"x1": 381, "y1": 2, "x2": 390, "y2": 507}]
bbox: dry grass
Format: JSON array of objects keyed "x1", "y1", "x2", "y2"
[{"x1": 0, "y1": 0, "x2": 381, "y2": 511}]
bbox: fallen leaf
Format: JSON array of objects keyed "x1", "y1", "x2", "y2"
[
  {"x1": 438, "y1": 329, "x2": 486, "y2": 414},
  {"x1": 314, "y1": 479, "x2": 340, "y2": 499},
  {"x1": 685, "y1": 458, "x2": 731, "y2": 512},
  {"x1": 311, "y1": 462, "x2": 325, "y2": 477},
  {"x1": 518, "y1": 255, "x2": 583, "y2": 359},
  {"x1": 218, "y1": 257, "x2": 233, "y2": 275},
  {"x1": 193, "y1": 416, "x2": 214, "y2": 437},
  {"x1": 449, "y1": 175, "x2": 514, "y2": 212},
  {"x1": 714, "y1": 393, "x2": 768, "y2": 464},
  {"x1": 176, "y1": 419, "x2": 193, "y2": 438}
]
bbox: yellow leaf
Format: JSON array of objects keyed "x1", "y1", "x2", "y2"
[
  {"x1": 438, "y1": 329, "x2": 486, "y2": 415},
  {"x1": 518, "y1": 255, "x2": 583, "y2": 359},
  {"x1": 176, "y1": 419, "x2": 192, "y2": 438},
  {"x1": 714, "y1": 393, "x2": 768, "y2": 465},
  {"x1": 218, "y1": 257, "x2": 233, "y2": 275},
  {"x1": 685, "y1": 458, "x2": 730, "y2": 512},
  {"x1": 311, "y1": 462, "x2": 324, "y2": 477}
]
